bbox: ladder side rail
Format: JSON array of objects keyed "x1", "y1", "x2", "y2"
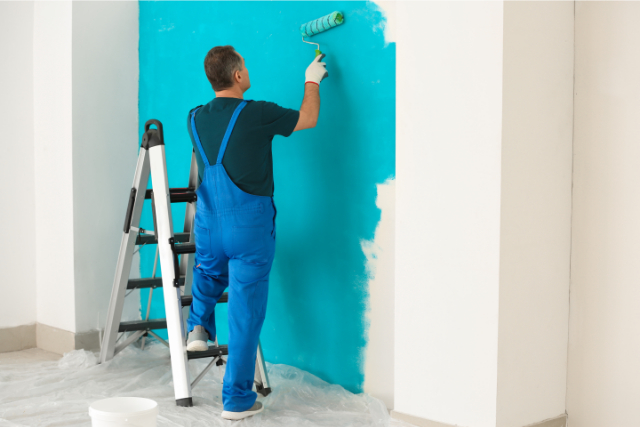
[
  {"x1": 255, "y1": 340, "x2": 271, "y2": 395},
  {"x1": 148, "y1": 142, "x2": 193, "y2": 406},
  {"x1": 181, "y1": 152, "x2": 198, "y2": 330},
  {"x1": 100, "y1": 149, "x2": 151, "y2": 364}
]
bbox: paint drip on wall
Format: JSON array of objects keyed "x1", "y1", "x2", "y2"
[{"x1": 138, "y1": 1, "x2": 395, "y2": 394}]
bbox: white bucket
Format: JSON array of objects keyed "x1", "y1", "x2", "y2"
[{"x1": 89, "y1": 397, "x2": 159, "y2": 427}]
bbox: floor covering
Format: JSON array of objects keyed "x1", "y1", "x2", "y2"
[{"x1": 0, "y1": 343, "x2": 410, "y2": 427}]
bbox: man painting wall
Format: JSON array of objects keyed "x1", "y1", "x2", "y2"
[{"x1": 184, "y1": 45, "x2": 328, "y2": 420}]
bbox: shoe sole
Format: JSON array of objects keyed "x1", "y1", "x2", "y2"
[
  {"x1": 221, "y1": 406, "x2": 263, "y2": 420},
  {"x1": 186, "y1": 340, "x2": 208, "y2": 352}
]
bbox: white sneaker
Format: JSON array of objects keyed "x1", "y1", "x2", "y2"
[
  {"x1": 221, "y1": 401, "x2": 264, "y2": 420},
  {"x1": 186, "y1": 325, "x2": 209, "y2": 352}
]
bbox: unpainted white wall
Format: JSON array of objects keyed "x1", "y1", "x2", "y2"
[
  {"x1": 34, "y1": 0, "x2": 76, "y2": 333},
  {"x1": 0, "y1": 2, "x2": 36, "y2": 329},
  {"x1": 71, "y1": 1, "x2": 140, "y2": 333},
  {"x1": 362, "y1": 2, "x2": 397, "y2": 410},
  {"x1": 497, "y1": 2, "x2": 574, "y2": 427},
  {"x1": 395, "y1": 2, "x2": 505, "y2": 426},
  {"x1": 362, "y1": 178, "x2": 395, "y2": 409},
  {"x1": 568, "y1": 3, "x2": 640, "y2": 427}
]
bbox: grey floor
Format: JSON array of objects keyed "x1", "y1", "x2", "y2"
[{"x1": 0, "y1": 348, "x2": 61, "y2": 365}]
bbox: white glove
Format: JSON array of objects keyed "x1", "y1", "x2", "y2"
[{"x1": 305, "y1": 54, "x2": 328, "y2": 85}]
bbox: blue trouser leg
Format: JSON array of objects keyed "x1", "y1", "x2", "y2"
[
  {"x1": 187, "y1": 218, "x2": 229, "y2": 341},
  {"x1": 222, "y1": 258, "x2": 272, "y2": 412},
  {"x1": 188, "y1": 264, "x2": 228, "y2": 341}
]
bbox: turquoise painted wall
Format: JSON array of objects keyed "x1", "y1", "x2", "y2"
[{"x1": 139, "y1": 1, "x2": 395, "y2": 393}]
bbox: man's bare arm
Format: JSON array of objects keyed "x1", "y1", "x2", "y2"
[
  {"x1": 294, "y1": 83, "x2": 320, "y2": 132},
  {"x1": 294, "y1": 54, "x2": 327, "y2": 132}
]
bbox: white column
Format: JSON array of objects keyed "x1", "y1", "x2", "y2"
[
  {"x1": 0, "y1": 1, "x2": 36, "y2": 330},
  {"x1": 395, "y1": 2, "x2": 573, "y2": 426},
  {"x1": 34, "y1": 0, "x2": 76, "y2": 333},
  {"x1": 396, "y1": 2, "x2": 504, "y2": 425}
]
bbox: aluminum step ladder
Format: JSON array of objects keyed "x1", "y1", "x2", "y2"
[{"x1": 99, "y1": 119, "x2": 271, "y2": 407}]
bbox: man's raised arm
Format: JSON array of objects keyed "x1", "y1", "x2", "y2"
[{"x1": 294, "y1": 54, "x2": 328, "y2": 132}]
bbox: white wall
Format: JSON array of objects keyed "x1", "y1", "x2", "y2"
[
  {"x1": 395, "y1": 2, "x2": 505, "y2": 425},
  {"x1": 0, "y1": 2, "x2": 36, "y2": 329},
  {"x1": 497, "y1": 3, "x2": 574, "y2": 427},
  {"x1": 568, "y1": 3, "x2": 640, "y2": 427},
  {"x1": 71, "y1": 1, "x2": 139, "y2": 333},
  {"x1": 34, "y1": 0, "x2": 76, "y2": 333},
  {"x1": 363, "y1": 179, "x2": 395, "y2": 409}
]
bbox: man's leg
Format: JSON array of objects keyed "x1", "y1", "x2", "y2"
[
  {"x1": 187, "y1": 220, "x2": 229, "y2": 343},
  {"x1": 222, "y1": 258, "x2": 272, "y2": 412}
]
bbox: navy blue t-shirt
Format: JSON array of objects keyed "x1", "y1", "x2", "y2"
[{"x1": 187, "y1": 97, "x2": 299, "y2": 197}]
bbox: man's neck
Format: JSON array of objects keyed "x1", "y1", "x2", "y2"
[{"x1": 214, "y1": 87, "x2": 244, "y2": 99}]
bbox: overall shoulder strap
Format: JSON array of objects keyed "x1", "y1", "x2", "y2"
[
  {"x1": 216, "y1": 100, "x2": 250, "y2": 165},
  {"x1": 189, "y1": 107, "x2": 209, "y2": 167}
]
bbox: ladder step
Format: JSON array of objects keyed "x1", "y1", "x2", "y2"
[
  {"x1": 170, "y1": 192, "x2": 197, "y2": 203},
  {"x1": 181, "y1": 292, "x2": 228, "y2": 307},
  {"x1": 116, "y1": 294, "x2": 228, "y2": 330},
  {"x1": 145, "y1": 188, "x2": 197, "y2": 203},
  {"x1": 187, "y1": 344, "x2": 228, "y2": 360},
  {"x1": 136, "y1": 231, "x2": 190, "y2": 246},
  {"x1": 118, "y1": 319, "x2": 167, "y2": 332},
  {"x1": 145, "y1": 187, "x2": 193, "y2": 198},
  {"x1": 173, "y1": 243, "x2": 196, "y2": 254},
  {"x1": 127, "y1": 276, "x2": 185, "y2": 290}
]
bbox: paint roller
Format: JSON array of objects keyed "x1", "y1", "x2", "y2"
[{"x1": 300, "y1": 11, "x2": 345, "y2": 57}]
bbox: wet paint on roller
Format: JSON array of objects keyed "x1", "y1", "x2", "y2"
[
  {"x1": 138, "y1": 1, "x2": 395, "y2": 393},
  {"x1": 300, "y1": 11, "x2": 344, "y2": 38}
]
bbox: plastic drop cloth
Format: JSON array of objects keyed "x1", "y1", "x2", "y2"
[{"x1": 0, "y1": 342, "x2": 412, "y2": 427}]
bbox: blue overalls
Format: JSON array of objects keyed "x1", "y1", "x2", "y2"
[{"x1": 187, "y1": 100, "x2": 276, "y2": 412}]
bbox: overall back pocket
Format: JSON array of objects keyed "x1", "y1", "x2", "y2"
[{"x1": 231, "y1": 226, "x2": 270, "y2": 264}]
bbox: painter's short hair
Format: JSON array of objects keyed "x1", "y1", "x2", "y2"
[{"x1": 204, "y1": 45, "x2": 243, "y2": 91}]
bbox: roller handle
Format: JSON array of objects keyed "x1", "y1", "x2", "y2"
[{"x1": 315, "y1": 49, "x2": 322, "y2": 57}]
